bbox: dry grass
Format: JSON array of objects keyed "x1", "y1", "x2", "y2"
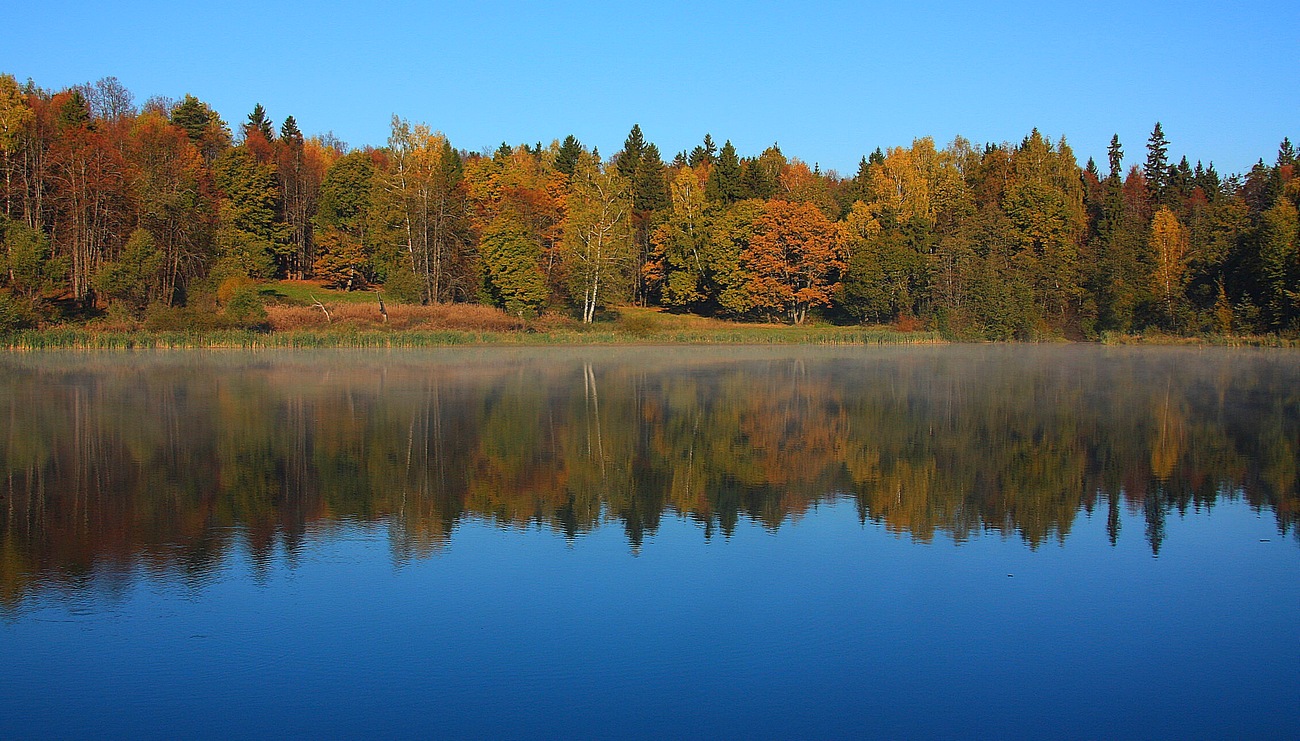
[{"x1": 265, "y1": 301, "x2": 576, "y2": 333}]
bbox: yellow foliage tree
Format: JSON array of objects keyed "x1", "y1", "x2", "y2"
[{"x1": 1149, "y1": 206, "x2": 1190, "y2": 327}]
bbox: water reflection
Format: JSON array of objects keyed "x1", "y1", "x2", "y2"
[{"x1": 2, "y1": 346, "x2": 1297, "y2": 609}]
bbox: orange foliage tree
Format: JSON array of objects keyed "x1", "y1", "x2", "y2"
[{"x1": 737, "y1": 200, "x2": 844, "y2": 324}]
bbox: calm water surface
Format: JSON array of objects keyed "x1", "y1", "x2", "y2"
[{"x1": 1, "y1": 346, "x2": 1297, "y2": 739}]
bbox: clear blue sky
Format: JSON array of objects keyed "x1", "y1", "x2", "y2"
[{"x1": 5, "y1": 0, "x2": 1296, "y2": 176}]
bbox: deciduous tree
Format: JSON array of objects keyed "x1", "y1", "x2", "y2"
[
  {"x1": 735, "y1": 199, "x2": 843, "y2": 323},
  {"x1": 1149, "y1": 206, "x2": 1190, "y2": 329},
  {"x1": 560, "y1": 157, "x2": 633, "y2": 322}
]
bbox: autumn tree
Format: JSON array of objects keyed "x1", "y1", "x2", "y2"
[
  {"x1": 464, "y1": 143, "x2": 567, "y2": 304},
  {"x1": 48, "y1": 91, "x2": 130, "y2": 302},
  {"x1": 710, "y1": 199, "x2": 765, "y2": 317},
  {"x1": 127, "y1": 111, "x2": 211, "y2": 304},
  {"x1": 733, "y1": 199, "x2": 843, "y2": 323},
  {"x1": 1148, "y1": 206, "x2": 1190, "y2": 329},
  {"x1": 77, "y1": 76, "x2": 134, "y2": 124},
  {"x1": 0, "y1": 74, "x2": 34, "y2": 219},
  {"x1": 560, "y1": 157, "x2": 633, "y2": 322},
  {"x1": 313, "y1": 151, "x2": 375, "y2": 289},
  {"x1": 778, "y1": 159, "x2": 838, "y2": 218},
  {"x1": 378, "y1": 118, "x2": 473, "y2": 303},
  {"x1": 645, "y1": 166, "x2": 709, "y2": 309}
]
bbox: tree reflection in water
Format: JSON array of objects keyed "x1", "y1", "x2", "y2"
[{"x1": 2, "y1": 346, "x2": 1296, "y2": 609}]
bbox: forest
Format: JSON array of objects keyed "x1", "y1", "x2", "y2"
[{"x1": 0, "y1": 73, "x2": 1297, "y2": 339}]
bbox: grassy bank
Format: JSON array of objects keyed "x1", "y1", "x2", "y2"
[
  {"x1": 1097, "y1": 331, "x2": 1300, "y2": 348},
  {"x1": 0, "y1": 324, "x2": 945, "y2": 350},
  {"x1": 0, "y1": 288, "x2": 952, "y2": 349},
  {"x1": 6, "y1": 281, "x2": 1295, "y2": 350}
]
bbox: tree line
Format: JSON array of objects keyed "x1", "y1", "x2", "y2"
[{"x1": 1, "y1": 73, "x2": 1297, "y2": 337}]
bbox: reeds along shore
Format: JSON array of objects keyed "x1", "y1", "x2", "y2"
[
  {"x1": 0, "y1": 326, "x2": 948, "y2": 350},
  {"x1": 3, "y1": 323, "x2": 1294, "y2": 351}
]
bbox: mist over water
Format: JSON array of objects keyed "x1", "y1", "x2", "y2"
[{"x1": 2, "y1": 346, "x2": 1297, "y2": 738}]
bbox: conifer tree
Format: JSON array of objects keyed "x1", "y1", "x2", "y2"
[
  {"x1": 169, "y1": 94, "x2": 230, "y2": 163},
  {"x1": 741, "y1": 158, "x2": 776, "y2": 199},
  {"x1": 555, "y1": 135, "x2": 583, "y2": 176},
  {"x1": 634, "y1": 143, "x2": 670, "y2": 212},
  {"x1": 244, "y1": 103, "x2": 275, "y2": 142},
  {"x1": 617, "y1": 124, "x2": 645, "y2": 180},
  {"x1": 280, "y1": 115, "x2": 302, "y2": 143},
  {"x1": 705, "y1": 140, "x2": 743, "y2": 203},
  {"x1": 1277, "y1": 138, "x2": 1296, "y2": 168},
  {"x1": 212, "y1": 147, "x2": 287, "y2": 279},
  {"x1": 1107, "y1": 135, "x2": 1123, "y2": 181},
  {"x1": 1145, "y1": 122, "x2": 1169, "y2": 205},
  {"x1": 169, "y1": 94, "x2": 211, "y2": 141},
  {"x1": 688, "y1": 134, "x2": 716, "y2": 167}
]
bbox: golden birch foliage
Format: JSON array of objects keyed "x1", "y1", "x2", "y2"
[
  {"x1": 381, "y1": 118, "x2": 470, "y2": 302},
  {"x1": 560, "y1": 159, "x2": 633, "y2": 322},
  {"x1": 645, "y1": 166, "x2": 708, "y2": 307},
  {"x1": 861, "y1": 138, "x2": 969, "y2": 225},
  {"x1": 0, "y1": 74, "x2": 34, "y2": 214},
  {"x1": 867, "y1": 145, "x2": 930, "y2": 222},
  {"x1": 1149, "y1": 206, "x2": 1189, "y2": 313}
]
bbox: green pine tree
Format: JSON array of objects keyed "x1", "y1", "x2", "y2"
[
  {"x1": 705, "y1": 140, "x2": 743, "y2": 204},
  {"x1": 1107, "y1": 134, "x2": 1123, "y2": 181},
  {"x1": 1145, "y1": 122, "x2": 1169, "y2": 205},
  {"x1": 212, "y1": 147, "x2": 288, "y2": 279},
  {"x1": 634, "y1": 143, "x2": 670, "y2": 212},
  {"x1": 280, "y1": 115, "x2": 302, "y2": 143},
  {"x1": 617, "y1": 124, "x2": 645, "y2": 180},
  {"x1": 555, "y1": 135, "x2": 583, "y2": 176},
  {"x1": 741, "y1": 159, "x2": 776, "y2": 199},
  {"x1": 244, "y1": 103, "x2": 275, "y2": 141}
]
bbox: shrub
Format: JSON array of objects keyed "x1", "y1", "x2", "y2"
[
  {"x1": 0, "y1": 292, "x2": 33, "y2": 332},
  {"x1": 224, "y1": 285, "x2": 268, "y2": 329}
]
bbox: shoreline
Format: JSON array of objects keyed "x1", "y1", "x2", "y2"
[{"x1": 1, "y1": 327, "x2": 1295, "y2": 351}]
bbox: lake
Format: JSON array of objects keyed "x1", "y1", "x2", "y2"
[{"x1": 1, "y1": 346, "x2": 1297, "y2": 739}]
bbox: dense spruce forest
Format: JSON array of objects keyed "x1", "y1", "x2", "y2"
[{"x1": 0, "y1": 73, "x2": 1297, "y2": 338}]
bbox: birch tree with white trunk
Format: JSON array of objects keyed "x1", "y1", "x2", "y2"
[{"x1": 561, "y1": 157, "x2": 633, "y2": 323}]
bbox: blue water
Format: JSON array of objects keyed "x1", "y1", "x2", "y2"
[
  {"x1": 1, "y1": 347, "x2": 1297, "y2": 738},
  {"x1": 3, "y1": 501, "x2": 1295, "y2": 739}
]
